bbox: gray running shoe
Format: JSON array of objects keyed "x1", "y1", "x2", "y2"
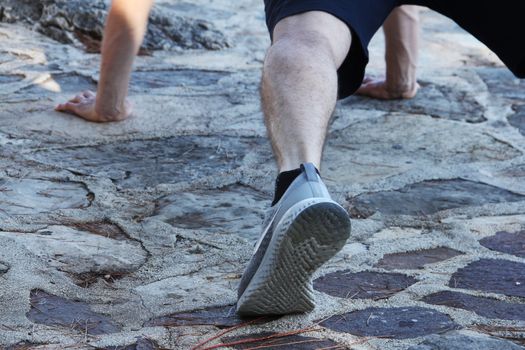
[{"x1": 236, "y1": 163, "x2": 351, "y2": 315}]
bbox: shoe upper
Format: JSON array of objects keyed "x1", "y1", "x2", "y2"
[{"x1": 237, "y1": 163, "x2": 333, "y2": 298}]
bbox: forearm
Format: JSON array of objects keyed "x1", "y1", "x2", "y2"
[
  {"x1": 383, "y1": 5, "x2": 420, "y2": 96},
  {"x1": 95, "y1": 0, "x2": 153, "y2": 119}
]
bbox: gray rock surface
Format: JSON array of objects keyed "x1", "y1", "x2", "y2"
[
  {"x1": 0, "y1": 0, "x2": 228, "y2": 52},
  {"x1": 0, "y1": 225, "x2": 147, "y2": 276},
  {"x1": 409, "y1": 331, "x2": 524, "y2": 350},
  {"x1": 0, "y1": 1, "x2": 524, "y2": 349}
]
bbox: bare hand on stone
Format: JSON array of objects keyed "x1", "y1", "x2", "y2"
[
  {"x1": 55, "y1": 90, "x2": 132, "y2": 123},
  {"x1": 356, "y1": 76, "x2": 419, "y2": 100}
]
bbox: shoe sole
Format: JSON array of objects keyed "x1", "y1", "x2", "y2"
[{"x1": 237, "y1": 199, "x2": 351, "y2": 315}]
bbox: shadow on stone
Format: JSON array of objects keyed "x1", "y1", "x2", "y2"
[
  {"x1": 480, "y1": 230, "x2": 525, "y2": 258},
  {"x1": 423, "y1": 291, "x2": 525, "y2": 321},
  {"x1": 347, "y1": 179, "x2": 525, "y2": 218},
  {"x1": 27, "y1": 289, "x2": 120, "y2": 335},
  {"x1": 313, "y1": 270, "x2": 417, "y2": 299},
  {"x1": 320, "y1": 307, "x2": 458, "y2": 339},
  {"x1": 449, "y1": 259, "x2": 525, "y2": 298},
  {"x1": 375, "y1": 247, "x2": 463, "y2": 270}
]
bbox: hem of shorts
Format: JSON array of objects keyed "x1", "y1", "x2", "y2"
[
  {"x1": 266, "y1": 1, "x2": 368, "y2": 54},
  {"x1": 517, "y1": 59, "x2": 525, "y2": 78}
]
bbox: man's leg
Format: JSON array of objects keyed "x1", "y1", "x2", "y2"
[
  {"x1": 261, "y1": 11, "x2": 352, "y2": 172},
  {"x1": 237, "y1": 12, "x2": 352, "y2": 315}
]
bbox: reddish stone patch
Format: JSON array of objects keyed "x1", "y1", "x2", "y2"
[
  {"x1": 375, "y1": 247, "x2": 463, "y2": 270},
  {"x1": 72, "y1": 271, "x2": 130, "y2": 288},
  {"x1": 320, "y1": 307, "x2": 457, "y2": 339},
  {"x1": 449, "y1": 259, "x2": 525, "y2": 298},
  {"x1": 480, "y1": 231, "x2": 525, "y2": 258},
  {"x1": 144, "y1": 305, "x2": 277, "y2": 329},
  {"x1": 423, "y1": 291, "x2": 525, "y2": 321},
  {"x1": 27, "y1": 290, "x2": 120, "y2": 335},
  {"x1": 313, "y1": 270, "x2": 417, "y2": 299},
  {"x1": 69, "y1": 221, "x2": 129, "y2": 240},
  {"x1": 222, "y1": 332, "x2": 346, "y2": 350},
  {"x1": 347, "y1": 179, "x2": 525, "y2": 218}
]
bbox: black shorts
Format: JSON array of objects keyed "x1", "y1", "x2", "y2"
[{"x1": 264, "y1": 0, "x2": 525, "y2": 99}]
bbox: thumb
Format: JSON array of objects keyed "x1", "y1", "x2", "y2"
[{"x1": 55, "y1": 101, "x2": 80, "y2": 114}]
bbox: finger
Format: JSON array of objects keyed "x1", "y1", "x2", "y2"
[
  {"x1": 82, "y1": 90, "x2": 95, "y2": 98},
  {"x1": 55, "y1": 101, "x2": 79, "y2": 111},
  {"x1": 69, "y1": 94, "x2": 86, "y2": 103},
  {"x1": 56, "y1": 101, "x2": 80, "y2": 114}
]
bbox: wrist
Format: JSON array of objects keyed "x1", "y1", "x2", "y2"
[
  {"x1": 95, "y1": 102, "x2": 129, "y2": 121},
  {"x1": 385, "y1": 78, "x2": 418, "y2": 99}
]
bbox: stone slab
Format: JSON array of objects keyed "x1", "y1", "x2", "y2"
[
  {"x1": 347, "y1": 179, "x2": 525, "y2": 218},
  {"x1": 375, "y1": 247, "x2": 463, "y2": 270},
  {"x1": 320, "y1": 307, "x2": 457, "y2": 339},
  {"x1": 409, "y1": 331, "x2": 524, "y2": 350},
  {"x1": 324, "y1": 115, "x2": 521, "y2": 186},
  {"x1": 343, "y1": 80, "x2": 486, "y2": 123},
  {"x1": 0, "y1": 177, "x2": 91, "y2": 215},
  {"x1": 100, "y1": 338, "x2": 164, "y2": 350},
  {"x1": 27, "y1": 289, "x2": 120, "y2": 335},
  {"x1": 29, "y1": 136, "x2": 268, "y2": 189},
  {"x1": 0, "y1": 225, "x2": 147, "y2": 276},
  {"x1": 153, "y1": 184, "x2": 267, "y2": 240},
  {"x1": 145, "y1": 305, "x2": 241, "y2": 329},
  {"x1": 222, "y1": 332, "x2": 346, "y2": 350},
  {"x1": 68, "y1": 221, "x2": 130, "y2": 241},
  {"x1": 449, "y1": 259, "x2": 525, "y2": 298},
  {"x1": 476, "y1": 68, "x2": 525, "y2": 101},
  {"x1": 423, "y1": 291, "x2": 525, "y2": 321},
  {"x1": 313, "y1": 270, "x2": 417, "y2": 299},
  {"x1": 480, "y1": 230, "x2": 525, "y2": 258},
  {"x1": 130, "y1": 69, "x2": 229, "y2": 91}
]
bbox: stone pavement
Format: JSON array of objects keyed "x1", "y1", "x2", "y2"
[{"x1": 0, "y1": 1, "x2": 524, "y2": 349}]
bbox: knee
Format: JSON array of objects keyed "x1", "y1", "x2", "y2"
[{"x1": 266, "y1": 31, "x2": 334, "y2": 70}]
